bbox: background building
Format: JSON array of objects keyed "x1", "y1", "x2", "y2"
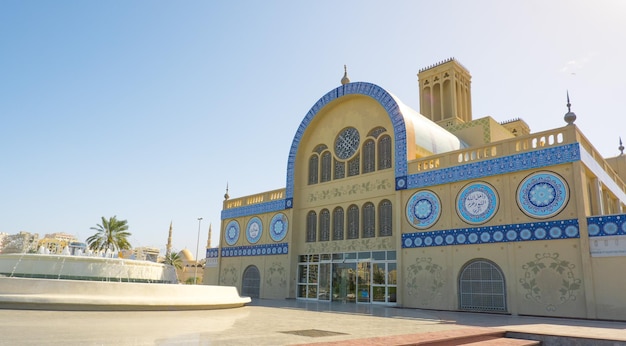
[{"x1": 205, "y1": 59, "x2": 626, "y2": 320}]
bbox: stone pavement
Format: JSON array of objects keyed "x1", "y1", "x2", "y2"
[{"x1": 0, "y1": 299, "x2": 625, "y2": 345}]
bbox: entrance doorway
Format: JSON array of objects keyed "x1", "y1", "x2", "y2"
[
  {"x1": 332, "y1": 263, "x2": 356, "y2": 302},
  {"x1": 242, "y1": 265, "x2": 260, "y2": 298},
  {"x1": 297, "y1": 251, "x2": 397, "y2": 304}
]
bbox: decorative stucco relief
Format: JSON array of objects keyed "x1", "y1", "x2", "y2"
[
  {"x1": 265, "y1": 262, "x2": 287, "y2": 288},
  {"x1": 307, "y1": 179, "x2": 393, "y2": 203},
  {"x1": 305, "y1": 237, "x2": 393, "y2": 254},
  {"x1": 220, "y1": 265, "x2": 238, "y2": 286},
  {"x1": 406, "y1": 257, "x2": 445, "y2": 306},
  {"x1": 520, "y1": 253, "x2": 581, "y2": 312}
]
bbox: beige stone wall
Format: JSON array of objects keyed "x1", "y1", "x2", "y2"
[
  {"x1": 401, "y1": 239, "x2": 588, "y2": 318},
  {"x1": 591, "y1": 256, "x2": 626, "y2": 320}
]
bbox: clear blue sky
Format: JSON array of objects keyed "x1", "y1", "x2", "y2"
[{"x1": 1, "y1": 1, "x2": 625, "y2": 258}]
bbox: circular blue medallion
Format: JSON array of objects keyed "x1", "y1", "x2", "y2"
[
  {"x1": 604, "y1": 222, "x2": 618, "y2": 235},
  {"x1": 517, "y1": 172, "x2": 569, "y2": 219},
  {"x1": 457, "y1": 234, "x2": 467, "y2": 243},
  {"x1": 493, "y1": 231, "x2": 504, "y2": 242},
  {"x1": 224, "y1": 220, "x2": 240, "y2": 246},
  {"x1": 457, "y1": 182, "x2": 499, "y2": 224},
  {"x1": 270, "y1": 213, "x2": 289, "y2": 241},
  {"x1": 565, "y1": 225, "x2": 578, "y2": 237},
  {"x1": 246, "y1": 217, "x2": 263, "y2": 244},
  {"x1": 406, "y1": 190, "x2": 441, "y2": 229},
  {"x1": 549, "y1": 227, "x2": 563, "y2": 238}
]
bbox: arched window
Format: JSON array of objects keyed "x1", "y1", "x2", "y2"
[
  {"x1": 308, "y1": 155, "x2": 319, "y2": 185},
  {"x1": 334, "y1": 159, "x2": 345, "y2": 180},
  {"x1": 332, "y1": 207, "x2": 344, "y2": 240},
  {"x1": 320, "y1": 152, "x2": 332, "y2": 182},
  {"x1": 319, "y1": 209, "x2": 330, "y2": 241},
  {"x1": 348, "y1": 154, "x2": 360, "y2": 177},
  {"x1": 306, "y1": 211, "x2": 317, "y2": 243},
  {"x1": 242, "y1": 265, "x2": 260, "y2": 298},
  {"x1": 362, "y1": 139, "x2": 376, "y2": 174},
  {"x1": 378, "y1": 135, "x2": 392, "y2": 170},
  {"x1": 379, "y1": 199, "x2": 392, "y2": 236},
  {"x1": 347, "y1": 205, "x2": 359, "y2": 239},
  {"x1": 362, "y1": 202, "x2": 375, "y2": 238},
  {"x1": 459, "y1": 259, "x2": 507, "y2": 312}
]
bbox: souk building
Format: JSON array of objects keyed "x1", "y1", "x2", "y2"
[{"x1": 203, "y1": 59, "x2": 626, "y2": 321}]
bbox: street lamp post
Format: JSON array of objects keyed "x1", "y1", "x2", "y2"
[{"x1": 195, "y1": 217, "x2": 203, "y2": 284}]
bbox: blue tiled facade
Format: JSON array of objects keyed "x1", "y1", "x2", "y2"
[
  {"x1": 218, "y1": 243, "x2": 289, "y2": 258},
  {"x1": 402, "y1": 219, "x2": 580, "y2": 248},
  {"x1": 587, "y1": 214, "x2": 626, "y2": 237}
]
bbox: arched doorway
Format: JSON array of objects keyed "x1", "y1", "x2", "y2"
[
  {"x1": 458, "y1": 259, "x2": 506, "y2": 312},
  {"x1": 242, "y1": 265, "x2": 260, "y2": 298}
]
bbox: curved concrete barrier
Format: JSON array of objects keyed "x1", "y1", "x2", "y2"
[{"x1": 0, "y1": 277, "x2": 251, "y2": 311}]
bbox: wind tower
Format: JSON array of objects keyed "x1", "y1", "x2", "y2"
[{"x1": 418, "y1": 58, "x2": 472, "y2": 128}]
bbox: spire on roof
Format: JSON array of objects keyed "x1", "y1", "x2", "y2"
[
  {"x1": 564, "y1": 91, "x2": 577, "y2": 125},
  {"x1": 341, "y1": 65, "x2": 350, "y2": 85},
  {"x1": 619, "y1": 137, "x2": 624, "y2": 156},
  {"x1": 224, "y1": 183, "x2": 230, "y2": 200}
]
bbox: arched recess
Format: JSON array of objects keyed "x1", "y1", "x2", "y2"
[
  {"x1": 285, "y1": 82, "x2": 409, "y2": 208},
  {"x1": 242, "y1": 265, "x2": 261, "y2": 298},
  {"x1": 458, "y1": 259, "x2": 507, "y2": 312}
]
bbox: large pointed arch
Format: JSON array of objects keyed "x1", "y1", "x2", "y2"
[{"x1": 284, "y1": 82, "x2": 408, "y2": 208}]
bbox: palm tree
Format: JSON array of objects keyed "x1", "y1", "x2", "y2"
[
  {"x1": 86, "y1": 216, "x2": 132, "y2": 253},
  {"x1": 163, "y1": 251, "x2": 183, "y2": 270}
]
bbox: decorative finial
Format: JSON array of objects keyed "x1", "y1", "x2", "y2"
[
  {"x1": 224, "y1": 183, "x2": 230, "y2": 200},
  {"x1": 564, "y1": 90, "x2": 577, "y2": 125},
  {"x1": 619, "y1": 137, "x2": 624, "y2": 156},
  {"x1": 341, "y1": 65, "x2": 350, "y2": 85}
]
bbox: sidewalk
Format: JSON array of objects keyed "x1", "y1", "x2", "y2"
[{"x1": 0, "y1": 299, "x2": 624, "y2": 345}]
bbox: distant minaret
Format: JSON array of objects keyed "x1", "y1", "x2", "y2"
[
  {"x1": 165, "y1": 221, "x2": 173, "y2": 258},
  {"x1": 418, "y1": 58, "x2": 472, "y2": 127},
  {"x1": 206, "y1": 223, "x2": 212, "y2": 248}
]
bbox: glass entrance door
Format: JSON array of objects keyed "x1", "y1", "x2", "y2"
[{"x1": 332, "y1": 263, "x2": 356, "y2": 302}]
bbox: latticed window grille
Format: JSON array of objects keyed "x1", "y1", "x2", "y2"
[
  {"x1": 378, "y1": 199, "x2": 392, "y2": 236},
  {"x1": 362, "y1": 139, "x2": 376, "y2": 174},
  {"x1": 306, "y1": 211, "x2": 317, "y2": 242},
  {"x1": 320, "y1": 152, "x2": 332, "y2": 182},
  {"x1": 319, "y1": 209, "x2": 330, "y2": 241},
  {"x1": 348, "y1": 155, "x2": 360, "y2": 177},
  {"x1": 378, "y1": 135, "x2": 392, "y2": 170},
  {"x1": 459, "y1": 260, "x2": 507, "y2": 312},
  {"x1": 347, "y1": 205, "x2": 359, "y2": 239},
  {"x1": 362, "y1": 202, "x2": 375, "y2": 238},
  {"x1": 334, "y1": 159, "x2": 345, "y2": 180},
  {"x1": 308, "y1": 155, "x2": 319, "y2": 185},
  {"x1": 367, "y1": 126, "x2": 387, "y2": 138},
  {"x1": 332, "y1": 207, "x2": 344, "y2": 240}
]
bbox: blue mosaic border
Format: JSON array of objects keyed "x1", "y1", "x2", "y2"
[
  {"x1": 221, "y1": 199, "x2": 285, "y2": 220},
  {"x1": 407, "y1": 143, "x2": 580, "y2": 189},
  {"x1": 587, "y1": 214, "x2": 626, "y2": 237},
  {"x1": 206, "y1": 248, "x2": 219, "y2": 259},
  {"x1": 285, "y1": 82, "x2": 409, "y2": 203},
  {"x1": 220, "y1": 243, "x2": 289, "y2": 258},
  {"x1": 402, "y1": 219, "x2": 580, "y2": 248}
]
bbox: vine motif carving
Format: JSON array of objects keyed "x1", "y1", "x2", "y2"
[
  {"x1": 308, "y1": 179, "x2": 393, "y2": 202},
  {"x1": 406, "y1": 257, "x2": 445, "y2": 305},
  {"x1": 220, "y1": 265, "x2": 238, "y2": 286},
  {"x1": 520, "y1": 253, "x2": 581, "y2": 312},
  {"x1": 265, "y1": 262, "x2": 287, "y2": 288},
  {"x1": 305, "y1": 237, "x2": 392, "y2": 254}
]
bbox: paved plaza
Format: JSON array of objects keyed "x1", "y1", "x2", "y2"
[{"x1": 1, "y1": 299, "x2": 625, "y2": 345}]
